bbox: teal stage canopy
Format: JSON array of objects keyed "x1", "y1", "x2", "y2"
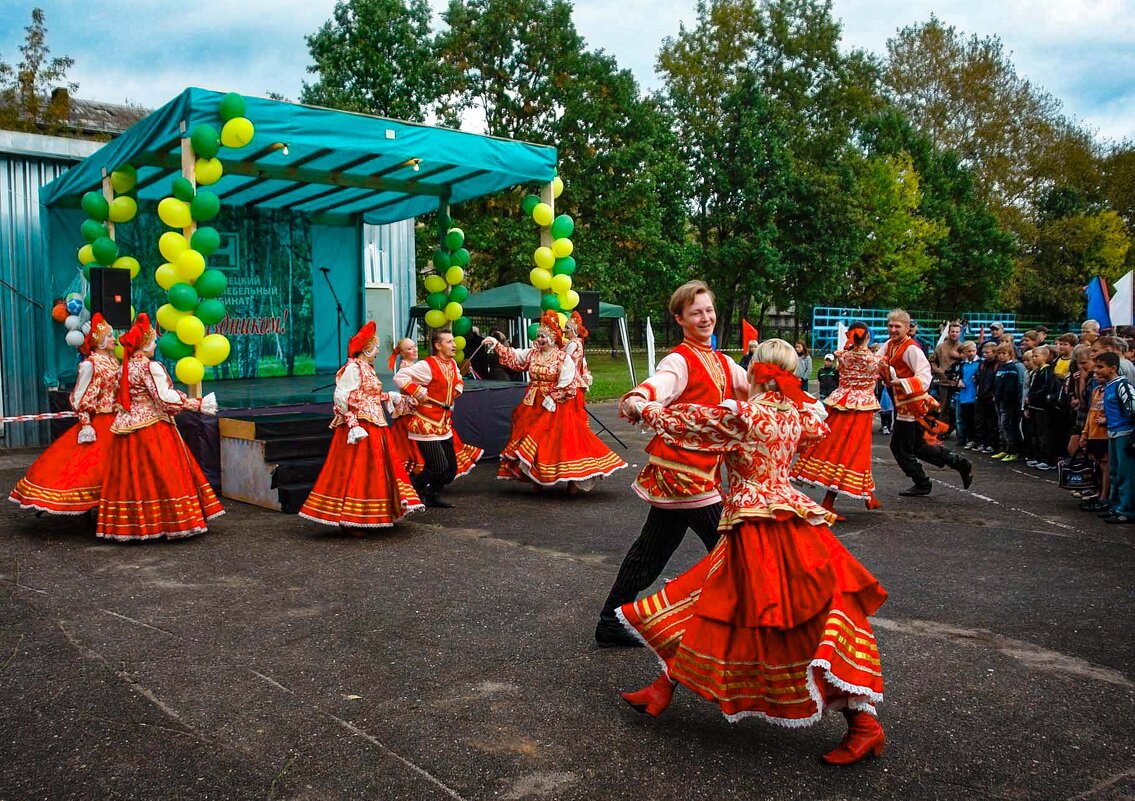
[
  {"x1": 40, "y1": 87, "x2": 557, "y2": 225},
  {"x1": 411, "y1": 282, "x2": 625, "y2": 319}
]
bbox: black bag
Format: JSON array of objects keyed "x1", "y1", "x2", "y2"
[{"x1": 1058, "y1": 455, "x2": 1096, "y2": 490}]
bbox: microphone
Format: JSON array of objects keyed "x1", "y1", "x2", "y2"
[{"x1": 320, "y1": 267, "x2": 330, "y2": 273}]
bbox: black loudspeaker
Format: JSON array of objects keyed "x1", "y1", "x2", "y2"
[
  {"x1": 577, "y1": 290, "x2": 600, "y2": 332},
  {"x1": 88, "y1": 267, "x2": 132, "y2": 329}
]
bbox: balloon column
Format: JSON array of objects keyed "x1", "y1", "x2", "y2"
[
  {"x1": 66, "y1": 163, "x2": 142, "y2": 350},
  {"x1": 522, "y1": 174, "x2": 574, "y2": 340},
  {"x1": 153, "y1": 92, "x2": 252, "y2": 385},
  {"x1": 422, "y1": 224, "x2": 474, "y2": 363}
]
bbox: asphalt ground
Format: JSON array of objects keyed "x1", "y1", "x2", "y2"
[{"x1": 1, "y1": 403, "x2": 1133, "y2": 801}]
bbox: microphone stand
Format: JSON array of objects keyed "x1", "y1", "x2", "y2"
[{"x1": 313, "y1": 267, "x2": 350, "y2": 393}]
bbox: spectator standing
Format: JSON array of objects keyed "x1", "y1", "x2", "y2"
[
  {"x1": 931, "y1": 321, "x2": 963, "y2": 434},
  {"x1": 1080, "y1": 319, "x2": 1101, "y2": 346},
  {"x1": 1094, "y1": 352, "x2": 1135, "y2": 523},
  {"x1": 1025, "y1": 345, "x2": 1058, "y2": 470},
  {"x1": 991, "y1": 344, "x2": 1027, "y2": 462},
  {"x1": 817, "y1": 354, "x2": 839, "y2": 399},
  {"x1": 739, "y1": 339, "x2": 758, "y2": 371},
  {"x1": 955, "y1": 342, "x2": 980, "y2": 448},
  {"x1": 981, "y1": 322, "x2": 1005, "y2": 351},
  {"x1": 974, "y1": 342, "x2": 1000, "y2": 453},
  {"x1": 794, "y1": 340, "x2": 812, "y2": 392}
]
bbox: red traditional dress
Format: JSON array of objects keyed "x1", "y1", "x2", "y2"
[
  {"x1": 792, "y1": 346, "x2": 882, "y2": 500},
  {"x1": 495, "y1": 326, "x2": 626, "y2": 488},
  {"x1": 300, "y1": 343, "x2": 423, "y2": 529},
  {"x1": 629, "y1": 339, "x2": 748, "y2": 509},
  {"x1": 10, "y1": 316, "x2": 119, "y2": 515},
  {"x1": 619, "y1": 392, "x2": 887, "y2": 726},
  {"x1": 96, "y1": 315, "x2": 223, "y2": 541}
]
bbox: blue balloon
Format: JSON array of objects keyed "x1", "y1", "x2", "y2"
[{"x1": 66, "y1": 298, "x2": 84, "y2": 315}]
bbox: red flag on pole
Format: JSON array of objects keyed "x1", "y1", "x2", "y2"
[{"x1": 741, "y1": 319, "x2": 759, "y2": 349}]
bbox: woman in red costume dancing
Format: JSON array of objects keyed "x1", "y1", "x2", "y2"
[
  {"x1": 486, "y1": 312, "x2": 625, "y2": 491},
  {"x1": 10, "y1": 313, "x2": 120, "y2": 516},
  {"x1": 300, "y1": 321, "x2": 423, "y2": 530},
  {"x1": 97, "y1": 313, "x2": 222, "y2": 541},
  {"x1": 617, "y1": 339, "x2": 889, "y2": 766},
  {"x1": 792, "y1": 322, "x2": 884, "y2": 518}
]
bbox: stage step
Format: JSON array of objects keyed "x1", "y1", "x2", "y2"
[
  {"x1": 219, "y1": 413, "x2": 332, "y2": 513},
  {"x1": 220, "y1": 414, "x2": 332, "y2": 440},
  {"x1": 263, "y1": 434, "x2": 333, "y2": 462},
  {"x1": 270, "y1": 457, "x2": 326, "y2": 487},
  {"x1": 276, "y1": 483, "x2": 315, "y2": 515}
]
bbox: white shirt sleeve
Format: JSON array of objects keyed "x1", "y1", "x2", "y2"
[
  {"x1": 556, "y1": 349, "x2": 577, "y2": 389},
  {"x1": 393, "y1": 359, "x2": 434, "y2": 391},
  {"x1": 629, "y1": 352, "x2": 688, "y2": 405},
  {"x1": 902, "y1": 345, "x2": 933, "y2": 396},
  {"x1": 334, "y1": 362, "x2": 361, "y2": 415},
  {"x1": 727, "y1": 356, "x2": 748, "y2": 399},
  {"x1": 148, "y1": 361, "x2": 185, "y2": 405},
  {"x1": 70, "y1": 360, "x2": 94, "y2": 410}
]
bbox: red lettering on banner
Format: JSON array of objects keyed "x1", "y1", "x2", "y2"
[{"x1": 209, "y1": 309, "x2": 293, "y2": 337}]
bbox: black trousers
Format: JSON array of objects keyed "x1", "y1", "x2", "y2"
[
  {"x1": 415, "y1": 438, "x2": 457, "y2": 496},
  {"x1": 599, "y1": 503, "x2": 723, "y2": 622},
  {"x1": 974, "y1": 398, "x2": 997, "y2": 448},
  {"x1": 890, "y1": 419, "x2": 959, "y2": 489}
]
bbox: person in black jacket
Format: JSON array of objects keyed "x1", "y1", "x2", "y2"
[
  {"x1": 1025, "y1": 345, "x2": 1058, "y2": 469},
  {"x1": 974, "y1": 342, "x2": 1000, "y2": 453}
]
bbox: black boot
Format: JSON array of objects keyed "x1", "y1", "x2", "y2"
[
  {"x1": 949, "y1": 454, "x2": 974, "y2": 489},
  {"x1": 898, "y1": 484, "x2": 932, "y2": 497}
]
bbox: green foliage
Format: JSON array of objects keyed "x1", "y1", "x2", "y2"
[{"x1": 0, "y1": 8, "x2": 76, "y2": 134}]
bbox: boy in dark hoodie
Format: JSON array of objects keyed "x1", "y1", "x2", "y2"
[{"x1": 974, "y1": 342, "x2": 1000, "y2": 453}]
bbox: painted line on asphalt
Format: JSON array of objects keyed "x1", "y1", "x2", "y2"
[{"x1": 931, "y1": 477, "x2": 1078, "y2": 533}]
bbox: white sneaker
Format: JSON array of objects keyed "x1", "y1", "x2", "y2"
[{"x1": 1026, "y1": 460, "x2": 1038, "y2": 467}]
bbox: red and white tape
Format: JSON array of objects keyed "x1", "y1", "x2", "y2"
[{"x1": 0, "y1": 411, "x2": 78, "y2": 423}]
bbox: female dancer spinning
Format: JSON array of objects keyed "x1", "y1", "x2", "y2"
[{"x1": 618, "y1": 339, "x2": 888, "y2": 766}]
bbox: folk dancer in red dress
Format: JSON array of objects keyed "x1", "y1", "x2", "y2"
[
  {"x1": 618, "y1": 339, "x2": 889, "y2": 766},
  {"x1": 594, "y1": 281, "x2": 748, "y2": 647},
  {"x1": 385, "y1": 338, "x2": 427, "y2": 477},
  {"x1": 10, "y1": 314, "x2": 120, "y2": 516},
  {"x1": 486, "y1": 311, "x2": 626, "y2": 490},
  {"x1": 394, "y1": 329, "x2": 483, "y2": 508},
  {"x1": 881, "y1": 309, "x2": 973, "y2": 497},
  {"x1": 96, "y1": 313, "x2": 223, "y2": 541},
  {"x1": 300, "y1": 321, "x2": 424, "y2": 529},
  {"x1": 792, "y1": 322, "x2": 884, "y2": 518}
]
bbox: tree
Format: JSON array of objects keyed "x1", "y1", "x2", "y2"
[
  {"x1": 300, "y1": 0, "x2": 445, "y2": 121},
  {"x1": 0, "y1": 7, "x2": 76, "y2": 133}
]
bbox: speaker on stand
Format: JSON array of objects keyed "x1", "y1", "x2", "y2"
[
  {"x1": 576, "y1": 291, "x2": 600, "y2": 332},
  {"x1": 88, "y1": 267, "x2": 133, "y2": 329}
]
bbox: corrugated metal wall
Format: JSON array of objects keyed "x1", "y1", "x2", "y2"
[
  {"x1": 363, "y1": 218, "x2": 417, "y2": 337},
  {"x1": 0, "y1": 146, "x2": 84, "y2": 446}
]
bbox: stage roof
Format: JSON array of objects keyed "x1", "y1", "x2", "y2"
[
  {"x1": 39, "y1": 88, "x2": 558, "y2": 225},
  {"x1": 412, "y1": 282, "x2": 624, "y2": 319}
]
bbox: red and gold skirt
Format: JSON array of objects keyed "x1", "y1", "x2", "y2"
[
  {"x1": 791, "y1": 408, "x2": 876, "y2": 499},
  {"x1": 619, "y1": 514, "x2": 887, "y2": 726},
  {"x1": 451, "y1": 429, "x2": 483, "y2": 479},
  {"x1": 299, "y1": 421, "x2": 423, "y2": 530},
  {"x1": 387, "y1": 416, "x2": 425, "y2": 476},
  {"x1": 497, "y1": 393, "x2": 626, "y2": 486},
  {"x1": 9, "y1": 414, "x2": 115, "y2": 515},
  {"x1": 96, "y1": 420, "x2": 223, "y2": 541}
]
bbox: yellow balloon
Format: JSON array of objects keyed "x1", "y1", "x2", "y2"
[
  {"x1": 455, "y1": 350, "x2": 465, "y2": 363},
  {"x1": 444, "y1": 301, "x2": 463, "y2": 321},
  {"x1": 110, "y1": 168, "x2": 136, "y2": 194},
  {"x1": 158, "y1": 197, "x2": 192, "y2": 228},
  {"x1": 155, "y1": 263, "x2": 178, "y2": 290},
  {"x1": 424, "y1": 275, "x2": 447, "y2": 294},
  {"x1": 176, "y1": 249, "x2": 206, "y2": 283},
  {"x1": 551, "y1": 273, "x2": 572, "y2": 295},
  {"x1": 175, "y1": 356, "x2": 205, "y2": 385},
  {"x1": 445, "y1": 266, "x2": 464, "y2": 286},
  {"x1": 108, "y1": 195, "x2": 137, "y2": 223},
  {"x1": 130, "y1": 305, "x2": 136, "y2": 321},
  {"x1": 530, "y1": 268, "x2": 552, "y2": 290},
  {"x1": 197, "y1": 333, "x2": 230, "y2": 366},
  {"x1": 532, "y1": 202, "x2": 553, "y2": 227},
  {"x1": 159, "y1": 232, "x2": 188, "y2": 262},
  {"x1": 424, "y1": 309, "x2": 447, "y2": 329},
  {"x1": 113, "y1": 343, "x2": 124, "y2": 360},
  {"x1": 552, "y1": 237, "x2": 573, "y2": 258},
  {"x1": 561, "y1": 289, "x2": 580, "y2": 311},
  {"x1": 78, "y1": 244, "x2": 95, "y2": 265},
  {"x1": 556, "y1": 312, "x2": 568, "y2": 329},
  {"x1": 156, "y1": 303, "x2": 188, "y2": 332},
  {"x1": 195, "y1": 157, "x2": 224, "y2": 185},
  {"x1": 220, "y1": 117, "x2": 255, "y2": 148},
  {"x1": 533, "y1": 246, "x2": 554, "y2": 270},
  {"x1": 176, "y1": 314, "x2": 206, "y2": 345},
  {"x1": 454, "y1": 335, "x2": 467, "y2": 350},
  {"x1": 113, "y1": 256, "x2": 140, "y2": 279},
  {"x1": 552, "y1": 176, "x2": 564, "y2": 198}
]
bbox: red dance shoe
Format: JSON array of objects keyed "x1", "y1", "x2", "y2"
[
  {"x1": 865, "y1": 494, "x2": 883, "y2": 511},
  {"x1": 621, "y1": 674, "x2": 675, "y2": 717},
  {"x1": 822, "y1": 710, "x2": 885, "y2": 765}
]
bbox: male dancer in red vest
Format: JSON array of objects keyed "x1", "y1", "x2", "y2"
[
  {"x1": 595, "y1": 280, "x2": 749, "y2": 647},
  {"x1": 394, "y1": 330, "x2": 465, "y2": 508},
  {"x1": 882, "y1": 309, "x2": 973, "y2": 496}
]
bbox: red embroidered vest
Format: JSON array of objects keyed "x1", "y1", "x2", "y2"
[
  {"x1": 408, "y1": 356, "x2": 460, "y2": 438},
  {"x1": 883, "y1": 337, "x2": 928, "y2": 407}
]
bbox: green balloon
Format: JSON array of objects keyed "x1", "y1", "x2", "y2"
[
  {"x1": 191, "y1": 226, "x2": 221, "y2": 256},
  {"x1": 448, "y1": 285, "x2": 469, "y2": 303},
  {"x1": 451, "y1": 247, "x2": 470, "y2": 267},
  {"x1": 451, "y1": 316, "x2": 472, "y2": 337},
  {"x1": 195, "y1": 269, "x2": 227, "y2": 299},
  {"x1": 426, "y1": 291, "x2": 447, "y2": 310},
  {"x1": 527, "y1": 323, "x2": 540, "y2": 340},
  {"x1": 171, "y1": 176, "x2": 196, "y2": 202},
  {"x1": 219, "y1": 92, "x2": 246, "y2": 122},
  {"x1": 168, "y1": 282, "x2": 199, "y2": 312},
  {"x1": 540, "y1": 293, "x2": 561, "y2": 312},
  {"x1": 81, "y1": 219, "x2": 108, "y2": 243},
  {"x1": 91, "y1": 236, "x2": 118, "y2": 266},
  {"x1": 553, "y1": 256, "x2": 576, "y2": 276},
  {"x1": 81, "y1": 191, "x2": 109, "y2": 221},
  {"x1": 521, "y1": 194, "x2": 541, "y2": 215},
  {"x1": 444, "y1": 228, "x2": 464, "y2": 250},
  {"x1": 195, "y1": 298, "x2": 227, "y2": 325},
  {"x1": 190, "y1": 190, "x2": 220, "y2": 221},
  {"x1": 550, "y1": 214, "x2": 574, "y2": 239},
  {"x1": 432, "y1": 250, "x2": 451, "y2": 271},
  {"x1": 190, "y1": 124, "x2": 221, "y2": 159},
  {"x1": 159, "y1": 331, "x2": 194, "y2": 360}
]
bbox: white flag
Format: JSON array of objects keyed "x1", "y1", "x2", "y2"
[
  {"x1": 1110, "y1": 270, "x2": 1133, "y2": 326},
  {"x1": 836, "y1": 321, "x2": 848, "y2": 354},
  {"x1": 646, "y1": 317, "x2": 656, "y2": 377},
  {"x1": 936, "y1": 322, "x2": 949, "y2": 348}
]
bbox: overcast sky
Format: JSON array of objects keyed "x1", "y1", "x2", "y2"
[{"x1": 1, "y1": 0, "x2": 1131, "y2": 142}]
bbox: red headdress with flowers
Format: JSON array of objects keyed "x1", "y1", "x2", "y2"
[
  {"x1": 537, "y1": 310, "x2": 564, "y2": 347},
  {"x1": 568, "y1": 310, "x2": 589, "y2": 340},
  {"x1": 348, "y1": 320, "x2": 377, "y2": 357},
  {"x1": 116, "y1": 313, "x2": 155, "y2": 411},
  {"x1": 81, "y1": 312, "x2": 114, "y2": 356}
]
